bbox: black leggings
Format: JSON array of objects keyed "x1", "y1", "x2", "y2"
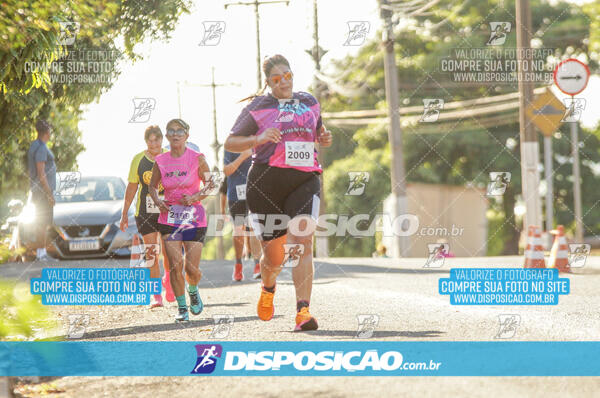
[{"x1": 246, "y1": 163, "x2": 321, "y2": 241}]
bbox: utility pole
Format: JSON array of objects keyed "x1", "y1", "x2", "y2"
[
  {"x1": 224, "y1": 0, "x2": 290, "y2": 91},
  {"x1": 306, "y1": 0, "x2": 329, "y2": 258},
  {"x1": 571, "y1": 120, "x2": 583, "y2": 241},
  {"x1": 180, "y1": 70, "x2": 240, "y2": 259},
  {"x1": 515, "y1": 0, "x2": 543, "y2": 232},
  {"x1": 379, "y1": 0, "x2": 408, "y2": 257}
]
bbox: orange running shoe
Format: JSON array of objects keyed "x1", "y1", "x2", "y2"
[
  {"x1": 295, "y1": 307, "x2": 318, "y2": 331},
  {"x1": 257, "y1": 286, "x2": 275, "y2": 321},
  {"x1": 232, "y1": 263, "x2": 244, "y2": 282}
]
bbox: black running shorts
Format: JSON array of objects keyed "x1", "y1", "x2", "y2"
[
  {"x1": 246, "y1": 163, "x2": 321, "y2": 241},
  {"x1": 135, "y1": 214, "x2": 161, "y2": 236}
]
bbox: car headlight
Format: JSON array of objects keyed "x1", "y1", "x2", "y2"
[{"x1": 20, "y1": 203, "x2": 37, "y2": 224}]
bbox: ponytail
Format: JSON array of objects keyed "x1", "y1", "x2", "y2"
[
  {"x1": 238, "y1": 54, "x2": 291, "y2": 103},
  {"x1": 239, "y1": 82, "x2": 268, "y2": 103}
]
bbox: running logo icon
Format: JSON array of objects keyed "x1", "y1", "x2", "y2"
[
  {"x1": 486, "y1": 172, "x2": 511, "y2": 196},
  {"x1": 66, "y1": 314, "x2": 89, "y2": 339},
  {"x1": 58, "y1": 21, "x2": 80, "y2": 45},
  {"x1": 199, "y1": 21, "x2": 225, "y2": 46},
  {"x1": 344, "y1": 21, "x2": 370, "y2": 46},
  {"x1": 275, "y1": 99, "x2": 300, "y2": 123},
  {"x1": 211, "y1": 315, "x2": 234, "y2": 339},
  {"x1": 495, "y1": 314, "x2": 520, "y2": 339},
  {"x1": 191, "y1": 344, "x2": 223, "y2": 374},
  {"x1": 346, "y1": 171, "x2": 370, "y2": 196},
  {"x1": 420, "y1": 99, "x2": 444, "y2": 122},
  {"x1": 130, "y1": 243, "x2": 160, "y2": 268},
  {"x1": 561, "y1": 98, "x2": 586, "y2": 122},
  {"x1": 487, "y1": 22, "x2": 511, "y2": 46},
  {"x1": 129, "y1": 98, "x2": 156, "y2": 123},
  {"x1": 57, "y1": 171, "x2": 81, "y2": 196},
  {"x1": 356, "y1": 314, "x2": 379, "y2": 339},
  {"x1": 282, "y1": 244, "x2": 304, "y2": 268},
  {"x1": 423, "y1": 243, "x2": 449, "y2": 268},
  {"x1": 568, "y1": 244, "x2": 590, "y2": 268},
  {"x1": 201, "y1": 171, "x2": 225, "y2": 196}
]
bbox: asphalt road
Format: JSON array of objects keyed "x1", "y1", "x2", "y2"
[{"x1": 3, "y1": 255, "x2": 600, "y2": 397}]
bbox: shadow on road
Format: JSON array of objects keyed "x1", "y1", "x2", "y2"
[
  {"x1": 204, "y1": 302, "x2": 250, "y2": 308},
  {"x1": 292, "y1": 329, "x2": 445, "y2": 338},
  {"x1": 52, "y1": 315, "x2": 279, "y2": 340}
]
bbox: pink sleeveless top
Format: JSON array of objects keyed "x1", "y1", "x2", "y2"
[{"x1": 155, "y1": 148, "x2": 207, "y2": 228}]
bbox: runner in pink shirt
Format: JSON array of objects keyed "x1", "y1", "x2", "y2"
[
  {"x1": 224, "y1": 55, "x2": 333, "y2": 331},
  {"x1": 149, "y1": 118, "x2": 212, "y2": 322}
]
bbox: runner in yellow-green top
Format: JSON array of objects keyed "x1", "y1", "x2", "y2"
[{"x1": 119, "y1": 125, "x2": 175, "y2": 308}]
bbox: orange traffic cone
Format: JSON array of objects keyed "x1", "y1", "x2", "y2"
[
  {"x1": 524, "y1": 226, "x2": 546, "y2": 268},
  {"x1": 548, "y1": 225, "x2": 570, "y2": 273}
]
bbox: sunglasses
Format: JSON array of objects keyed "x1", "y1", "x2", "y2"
[
  {"x1": 166, "y1": 129, "x2": 187, "y2": 136},
  {"x1": 270, "y1": 71, "x2": 293, "y2": 85}
]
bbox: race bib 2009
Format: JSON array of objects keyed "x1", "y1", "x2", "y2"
[{"x1": 285, "y1": 141, "x2": 314, "y2": 167}]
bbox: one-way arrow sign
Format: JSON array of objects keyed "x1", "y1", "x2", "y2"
[{"x1": 554, "y1": 59, "x2": 590, "y2": 95}]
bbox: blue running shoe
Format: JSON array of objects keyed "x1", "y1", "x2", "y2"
[
  {"x1": 188, "y1": 289, "x2": 203, "y2": 315},
  {"x1": 175, "y1": 306, "x2": 189, "y2": 322}
]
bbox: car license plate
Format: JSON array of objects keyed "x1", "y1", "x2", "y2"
[{"x1": 69, "y1": 239, "x2": 100, "y2": 251}]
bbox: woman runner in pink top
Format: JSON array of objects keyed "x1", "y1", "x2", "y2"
[
  {"x1": 224, "y1": 55, "x2": 333, "y2": 331},
  {"x1": 149, "y1": 118, "x2": 211, "y2": 322}
]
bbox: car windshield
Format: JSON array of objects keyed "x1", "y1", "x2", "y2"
[{"x1": 55, "y1": 176, "x2": 125, "y2": 203}]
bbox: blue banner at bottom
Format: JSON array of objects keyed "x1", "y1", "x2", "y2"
[{"x1": 1, "y1": 341, "x2": 599, "y2": 376}]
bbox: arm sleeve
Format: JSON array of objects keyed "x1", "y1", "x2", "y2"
[
  {"x1": 316, "y1": 114, "x2": 323, "y2": 131},
  {"x1": 127, "y1": 153, "x2": 141, "y2": 184},
  {"x1": 230, "y1": 106, "x2": 259, "y2": 136}
]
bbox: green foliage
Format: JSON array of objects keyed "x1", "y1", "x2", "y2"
[
  {"x1": 0, "y1": 279, "x2": 56, "y2": 340},
  {"x1": 324, "y1": 145, "x2": 390, "y2": 257},
  {"x1": 319, "y1": 0, "x2": 599, "y2": 256},
  {"x1": 0, "y1": 0, "x2": 191, "y2": 217}
]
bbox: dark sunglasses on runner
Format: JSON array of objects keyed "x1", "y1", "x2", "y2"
[
  {"x1": 166, "y1": 128, "x2": 187, "y2": 136},
  {"x1": 270, "y1": 71, "x2": 293, "y2": 85}
]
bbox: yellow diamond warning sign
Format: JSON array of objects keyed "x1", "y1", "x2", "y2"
[{"x1": 525, "y1": 88, "x2": 566, "y2": 136}]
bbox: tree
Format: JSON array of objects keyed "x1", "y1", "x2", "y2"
[
  {"x1": 318, "y1": 0, "x2": 599, "y2": 256},
  {"x1": 0, "y1": 0, "x2": 191, "y2": 217}
]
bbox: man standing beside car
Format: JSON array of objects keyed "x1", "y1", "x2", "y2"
[{"x1": 27, "y1": 119, "x2": 56, "y2": 261}]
